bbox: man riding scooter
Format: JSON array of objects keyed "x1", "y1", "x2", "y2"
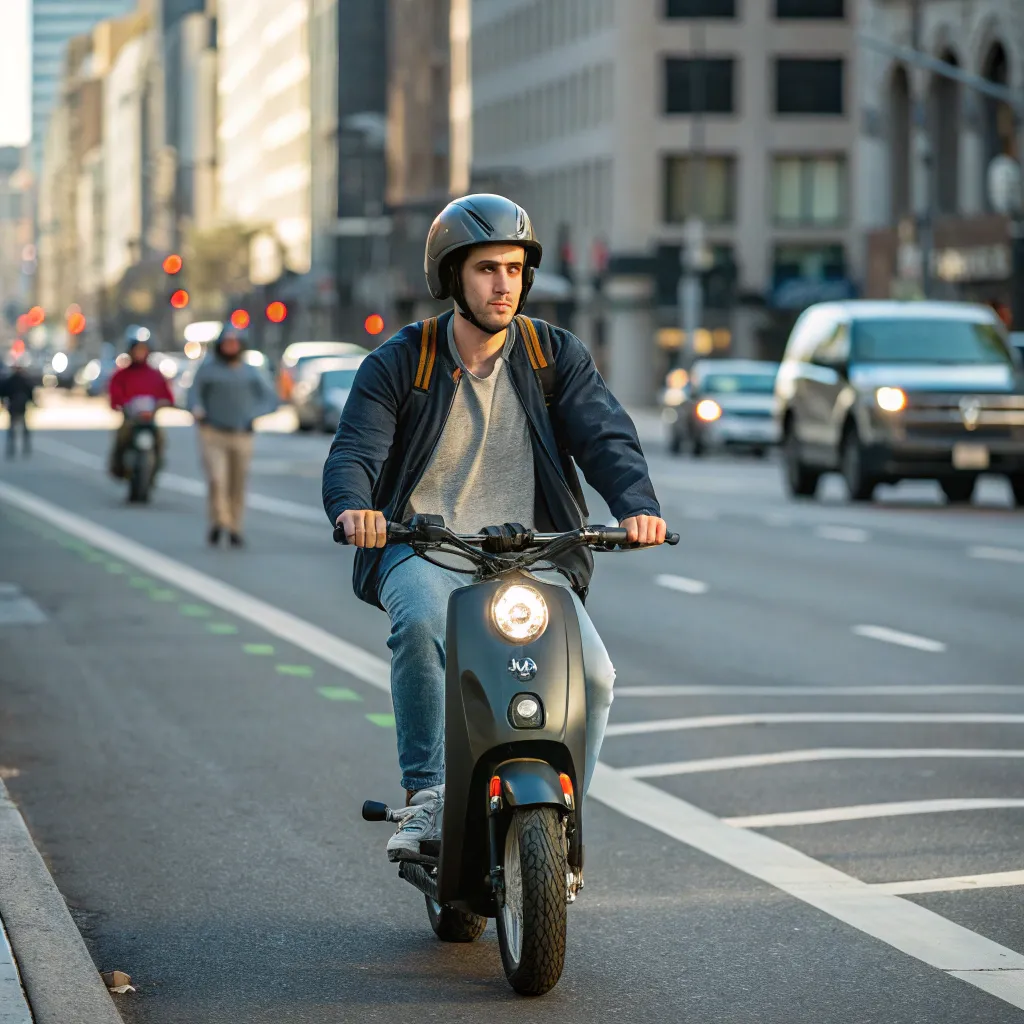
[
  {"x1": 108, "y1": 327, "x2": 174, "y2": 482},
  {"x1": 323, "y1": 194, "x2": 668, "y2": 864}
]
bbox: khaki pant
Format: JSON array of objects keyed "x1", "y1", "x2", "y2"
[{"x1": 199, "y1": 425, "x2": 254, "y2": 534}]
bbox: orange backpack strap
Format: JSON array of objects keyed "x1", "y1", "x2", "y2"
[
  {"x1": 515, "y1": 314, "x2": 556, "y2": 407},
  {"x1": 413, "y1": 317, "x2": 439, "y2": 392}
]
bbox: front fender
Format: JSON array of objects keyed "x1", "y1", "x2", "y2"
[{"x1": 495, "y1": 758, "x2": 567, "y2": 809}]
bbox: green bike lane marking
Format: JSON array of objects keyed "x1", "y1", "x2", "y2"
[
  {"x1": 318, "y1": 687, "x2": 363, "y2": 702},
  {"x1": 3, "y1": 502, "x2": 392, "y2": 722},
  {"x1": 276, "y1": 664, "x2": 314, "y2": 678}
]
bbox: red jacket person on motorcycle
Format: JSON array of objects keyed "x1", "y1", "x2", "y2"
[{"x1": 108, "y1": 328, "x2": 173, "y2": 479}]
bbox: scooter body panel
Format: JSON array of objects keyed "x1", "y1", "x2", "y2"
[{"x1": 438, "y1": 571, "x2": 587, "y2": 914}]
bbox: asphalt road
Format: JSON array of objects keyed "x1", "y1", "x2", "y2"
[{"x1": 1, "y1": 395, "x2": 1023, "y2": 1023}]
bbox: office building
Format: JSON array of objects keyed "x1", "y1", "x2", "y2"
[
  {"x1": 31, "y1": 0, "x2": 137, "y2": 170},
  {"x1": 470, "y1": 0, "x2": 858, "y2": 403},
  {"x1": 858, "y1": 0, "x2": 1024, "y2": 307}
]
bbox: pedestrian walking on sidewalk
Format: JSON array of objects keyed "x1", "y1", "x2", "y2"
[
  {"x1": 187, "y1": 326, "x2": 278, "y2": 547},
  {"x1": 1, "y1": 363, "x2": 35, "y2": 459}
]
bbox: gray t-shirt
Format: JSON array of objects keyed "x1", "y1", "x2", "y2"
[{"x1": 406, "y1": 318, "x2": 536, "y2": 535}]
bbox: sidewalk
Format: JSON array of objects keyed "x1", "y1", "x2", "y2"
[{"x1": 1, "y1": 915, "x2": 31, "y2": 1024}]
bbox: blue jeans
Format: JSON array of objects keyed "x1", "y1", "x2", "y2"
[{"x1": 378, "y1": 545, "x2": 615, "y2": 795}]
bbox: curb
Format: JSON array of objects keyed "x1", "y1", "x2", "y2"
[{"x1": 0, "y1": 780, "x2": 123, "y2": 1024}]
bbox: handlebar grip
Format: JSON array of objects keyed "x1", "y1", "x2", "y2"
[
  {"x1": 667, "y1": 532, "x2": 680, "y2": 546},
  {"x1": 333, "y1": 521, "x2": 412, "y2": 545}
]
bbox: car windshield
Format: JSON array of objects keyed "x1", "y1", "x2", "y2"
[
  {"x1": 701, "y1": 373, "x2": 776, "y2": 395},
  {"x1": 319, "y1": 369, "x2": 358, "y2": 390},
  {"x1": 852, "y1": 319, "x2": 1012, "y2": 365}
]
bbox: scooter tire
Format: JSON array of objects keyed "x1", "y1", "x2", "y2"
[
  {"x1": 496, "y1": 807, "x2": 567, "y2": 996},
  {"x1": 129, "y1": 451, "x2": 154, "y2": 504},
  {"x1": 425, "y1": 897, "x2": 487, "y2": 943}
]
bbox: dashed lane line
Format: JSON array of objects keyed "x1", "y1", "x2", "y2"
[
  {"x1": 872, "y1": 870, "x2": 1024, "y2": 896},
  {"x1": 725, "y1": 798, "x2": 1024, "y2": 830},
  {"x1": 654, "y1": 573, "x2": 709, "y2": 595},
  {"x1": 619, "y1": 748, "x2": 1024, "y2": 779},
  {"x1": 816, "y1": 525, "x2": 870, "y2": 543},
  {"x1": 605, "y1": 712, "x2": 1024, "y2": 737},
  {"x1": 616, "y1": 684, "x2": 1024, "y2": 698},
  {"x1": 969, "y1": 546, "x2": 1024, "y2": 565},
  {"x1": 853, "y1": 624, "x2": 947, "y2": 653},
  {"x1": 5, "y1": 478, "x2": 1024, "y2": 1013}
]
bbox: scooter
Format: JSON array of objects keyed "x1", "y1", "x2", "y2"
[
  {"x1": 337, "y1": 515, "x2": 678, "y2": 996},
  {"x1": 122, "y1": 397, "x2": 159, "y2": 504}
]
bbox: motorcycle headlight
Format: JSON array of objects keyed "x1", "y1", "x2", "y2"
[{"x1": 492, "y1": 585, "x2": 548, "y2": 644}]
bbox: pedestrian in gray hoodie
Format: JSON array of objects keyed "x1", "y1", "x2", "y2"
[{"x1": 188, "y1": 326, "x2": 278, "y2": 547}]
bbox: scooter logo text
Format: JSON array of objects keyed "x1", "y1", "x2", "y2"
[{"x1": 507, "y1": 657, "x2": 538, "y2": 681}]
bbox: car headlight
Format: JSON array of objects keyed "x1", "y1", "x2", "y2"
[
  {"x1": 492, "y1": 585, "x2": 548, "y2": 644},
  {"x1": 876, "y1": 387, "x2": 907, "y2": 412},
  {"x1": 695, "y1": 399, "x2": 722, "y2": 422}
]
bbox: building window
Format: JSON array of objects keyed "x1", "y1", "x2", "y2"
[
  {"x1": 776, "y1": 0, "x2": 844, "y2": 16},
  {"x1": 666, "y1": 0, "x2": 735, "y2": 16},
  {"x1": 775, "y1": 59, "x2": 843, "y2": 114},
  {"x1": 773, "y1": 156, "x2": 845, "y2": 225},
  {"x1": 664, "y1": 155, "x2": 736, "y2": 223},
  {"x1": 665, "y1": 58, "x2": 735, "y2": 114}
]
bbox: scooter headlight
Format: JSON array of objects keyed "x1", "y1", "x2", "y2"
[{"x1": 492, "y1": 585, "x2": 548, "y2": 644}]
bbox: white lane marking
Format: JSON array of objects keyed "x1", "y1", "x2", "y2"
[
  {"x1": 6, "y1": 479, "x2": 1024, "y2": 1013},
  {"x1": 872, "y1": 870, "x2": 1024, "y2": 896},
  {"x1": 620, "y1": 748, "x2": 1024, "y2": 779},
  {"x1": 33, "y1": 437, "x2": 324, "y2": 523},
  {"x1": 969, "y1": 546, "x2": 1024, "y2": 565},
  {"x1": 616, "y1": 684, "x2": 1024, "y2": 698},
  {"x1": 0, "y1": 480, "x2": 391, "y2": 694},
  {"x1": 853, "y1": 624, "x2": 947, "y2": 653},
  {"x1": 655, "y1": 573, "x2": 709, "y2": 596},
  {"x1": 726, "y1": 798, "x2": 1024, "y2": 830},
  {"x1": 592, "y1": 767, "x2": 1024, "y2": 1010},
  {"x1": 816, "y1": 525, "x2": 869, "y2": 543},
  {"x1": 605, "y1": 712, "x2": 1024, "y2": 737}
]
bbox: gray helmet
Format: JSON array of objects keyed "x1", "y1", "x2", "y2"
[{"x1": 424, "y1": 194, "x2": 542, "y2": 326}]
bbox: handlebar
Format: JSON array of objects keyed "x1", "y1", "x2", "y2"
[{"x1": 332, "y1": 522, "x2": 679, "y2": 550}]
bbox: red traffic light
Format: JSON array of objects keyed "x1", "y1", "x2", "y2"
[
  {"x1": 170, "y1": 289, "x2": 190, "y2": 309},
  {"x1": 11, "y1": 338, "x2": 25, "y2": 357},
  {"x1": 67, "y1": 312, "x2": 87, "y2": 335},
  {"x1": 26, "y1": 305, "x2": 45, "y2": 327},
  {"x1": 162, "y1": 254, "x2": 183, "y2": 275},
  {"x1": 266, "y1": 301, "x2": 287, "y2": 323},
  {"x1": 364, "y1": 314, "x2": 384, "y2": 336},
  {"x1": 230, "y1": 309, "x2": 250, "y2": 329}
]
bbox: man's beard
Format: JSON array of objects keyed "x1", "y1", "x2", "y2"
[{"x1": 466, "y1": 302, "x2": 515, "y2": 334}]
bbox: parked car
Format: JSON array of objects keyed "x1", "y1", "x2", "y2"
[
  {"x1": 175, "y1": 350, "x2": 274, "y2": 413},
  {"x1": 277, "y1": 341, "x2": 369, "y2": 402},
  {"x1": 1010, "y1": 331, "x2": 1024, "y2": 362},
  {"x1": 775, "y1": 300, "x2": 1024, "y2": 505},
  {"x1": 291, "y1": 356, "x2": 364, "y2": 432},
  {"x1": 666, "y1": 359, "x2": 779, "y2": 457}
]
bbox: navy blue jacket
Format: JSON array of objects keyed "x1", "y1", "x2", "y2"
[{"x1": 322, "y1": 311, "x2": 661, "y2": 606}]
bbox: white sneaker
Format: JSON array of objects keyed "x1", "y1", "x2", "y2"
[{"x1": 386, "y1": 786, "x2": 444, "y2": 863}]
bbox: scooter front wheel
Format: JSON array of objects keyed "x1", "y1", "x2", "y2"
[
  {"x1": 425, "y1": 896, "x2": 486, "y2": 942},
  {"x1": 496, "y1": 807, "x2": 567, "y2": 996}
]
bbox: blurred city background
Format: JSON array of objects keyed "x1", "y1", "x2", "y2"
[{"x1": 0, "y1": 0, "x2": 1022, "y2": 406}]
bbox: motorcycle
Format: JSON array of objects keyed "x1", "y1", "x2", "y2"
[
  {"x1": 337, "y1": 515, "x2": 678, "y2": 996},
  {"x1": 123, "y1": 397, "x2": 159, "y2": 504}
]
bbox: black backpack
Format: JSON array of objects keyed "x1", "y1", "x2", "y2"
[{"x1": 410, "y1": 314, "x2": 589, "y2": 518}]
